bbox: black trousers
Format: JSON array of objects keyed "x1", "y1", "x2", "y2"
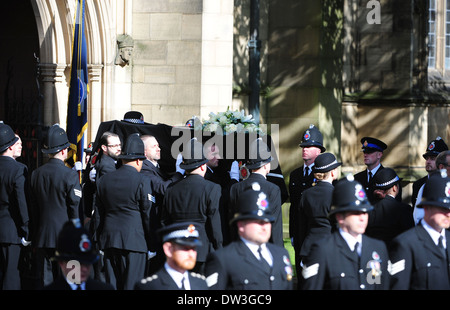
[
  {"x1": 103, "y1": 248, "x2": 146, "y2": 290},
  {"x1": 0, "y1": 243, "x2": 21, "y2": 290}
]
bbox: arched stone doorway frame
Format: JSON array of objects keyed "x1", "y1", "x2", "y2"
[{"x1": 30, "y1": 0, "x2": 115, "y2": 143}]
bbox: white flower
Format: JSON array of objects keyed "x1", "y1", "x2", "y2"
[
  {"x1": 225, "y1": 124, "x2": 237, "y2": 133},
  {"x1": 219, "y1": 115, "x2": 228, "y2": 125}
]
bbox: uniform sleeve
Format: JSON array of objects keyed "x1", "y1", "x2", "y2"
[
  {"x1": 14, "y1": 165, "x2": 30, "y2": 239},
  {"x1": 204, "y1": 251, "x2": 228, "y2": 290},
  {"x1": 270, "y1": 186, "x2": 284, "y2": 247},
  {"x1": 388, "y1": 236, "x2": 413, "y2": 290},
  {"x1": 138, "y1": 177, "x2": 153, "y2": 250},
  {"x1": 300, "y1": 241, "x2": 327, "y2": 290},
  {"x1": 206, "y1": 184, "x2": 223, "y2": 249},
  {"x1": 66, "y1": 171, "x2": 81, "y2": 219}
]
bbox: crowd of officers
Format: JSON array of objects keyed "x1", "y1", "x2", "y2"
[{"x1": 1, "y1": 112, "x2": 450, "y2": 291}]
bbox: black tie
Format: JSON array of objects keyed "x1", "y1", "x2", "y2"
[
  {"x1": 76, "y1": 284, "x2": 82, "y2": 290},
  {"x1": 304, "y1": 166, "x2": 310, "y2": 177},
  {"x1": 353, "y1": 242, "x2": 360, "y2": 265},
  {"x1": 368, "y1": 171, "x2": 373, "y2": 183},
  {"x1": 258, "y1": 246, "x2": 272, "y2": 273},
  {"x1": 438, "y1": 236, "x2": 447, "y2": 258},
  {"x1": 180, "y1": 276, "x2": 186, "y2": 290}
]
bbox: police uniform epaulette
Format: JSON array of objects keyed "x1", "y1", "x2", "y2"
[
  {"x1": 190, "y1": 272, "x2": 206, "y2": 280},
  {"x1": 140, "y1": 274, "x2": 158, "y2": 284}
]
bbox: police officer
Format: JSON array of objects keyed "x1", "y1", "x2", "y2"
[
  {"x1": 229, "y1": 137, "x2": 283, "y2": 246},
  {"x1": 289, "y1": 124, "x2": 325, "y2": 280},
  {"x1": 44, "y1": 219, "x2": 114, "y2": 290},
  {"x1": 161, "y1": 137, "x2": 223, "y2": 274},
  {"x1": 301, "y1": 175, "x2": 390, "y2": 290},
  {"x1": 297, "y1": 152, "x2": 341, "y2": 262},
  {"x1": 412, "y1": 137, "x2": 448, "y2": 224},
  {"x1": 134, "y1": 222, "x2": 208, "y2": 290},
  {"x1": 365, "y1": 168, "x2": 414, "y2": 247},
  {"x1": 354, "y1": 137, "x2": 388, "y2": 204},
  {"x1": 388, "y1": 170, "x2": 450, "y2": 290},
  {"x1": 95, "y1": 133, "x2": 153, "y2": 290},
  {"x1": 205, "y1": 185, "x2": 293, "y2": 290},
  {"x1": 0, "y1": 123, "x2": 30, "y2": 289},
  {"x1": 31, "y1": 124, "x2": 81, "y2": 288}
]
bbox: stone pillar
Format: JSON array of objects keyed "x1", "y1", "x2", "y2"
[
  {"x1": 39, "y1": 63, "x2": 66, "y2": 126},
  {"x1": 88, "y1": 64, "x2": 104, "y2": 143}
]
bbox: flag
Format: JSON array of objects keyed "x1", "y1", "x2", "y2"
[{"x1": 67, "y1": 0, "x2": 88, "y2": 172}]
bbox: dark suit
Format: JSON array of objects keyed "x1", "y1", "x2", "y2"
[
  {"x1": 288, "y1": 165, "x2": 315, "y2": 283},
  {"x1": 354, "y1": 165, "x2": 385, "y2": 204},
  {"x1": 161, "y1": 174, "x2": 223, "y2": 264},
  {"x1": 140, "y1": 159, "x2": 182, "y2": 273},
  {"x1": 229, "y1": 173, "x2": 283, "y2": 247},
  {"x1": 0, "y1": 156, "x2": 30, "y2": 289},
  {"x1": 365, "y1": 195, "x2": 414, "y2": 247},
  {"x1": 301, "y1": 232, "x2": 390, "y2": 290},
  {"x1": 134, "y1": 267, "x2": 208, "y2": 290},
  {"x1": 96, "y1": 164, "x2": 153, "y2": 290},
  {"x1": 297, "y1": 181, "x2": 334, "y2": 258},
  {"x1": 43, "y1": 275, "x2": 114, "y2": 290},
  {"x1": 388, "y1": 223, "x2": 450, "y2": 290},
  {"x1": 30, "y1": 158, "x2": 81, "y2": 287},
  {"x1": 205, "y1": 239, "x2": 293, "y2": 290}
]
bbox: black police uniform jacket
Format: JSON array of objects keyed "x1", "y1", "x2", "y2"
[
  {"x1": 0, "y1": 156, "x2": 29, "y2": 243},
  {"x1": 388, "y1": 223, "x2": 450, "y2": 290},
  {"x1": 96, "y1": 164, "x2": 153, "y2": 253},
  {"x1": 354, "y1": 165, "x2": 384, "y2": 204},
  {"x1": 297, "y1": 181, "x2": 334, "y2": 258},
  {"x1": 31, "y1": 158, "x2": 81, "y2": 248},
  {"x1": 205, "y1": 239, "x2": 293, "y2": 290},
  {"x1": 289, "y1": 166, "x2": 315, "y2": 248},
  {"x1": 229, "y1": 173, "x2": 283, "y2": 247},
  {"x1": 365, "y1": 195, "x2": 414, "y2": 247},
  {"x1": 301, "y1": 232, "x2": 390, "y2": 290},
  {"x1": 134, "y1": 267, "x2": 208, "y2": 290},
  {"x1": 161, "y1": 174, "x2": 223, "y2": 262}
]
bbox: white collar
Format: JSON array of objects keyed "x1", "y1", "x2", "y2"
[
  {"x1": 421, "y1": 219, "x2": 446, "y2": 247},
  {"x1": 368, "y1": 164, "x2": 381, "y2": 176},
  {"x1": 339, "y1": 228, "x2": 362, "y2": 252},
  {"x1": 165, "y1": 263, "x2": 190, "y2": 289},
  {"x1": 240, "y1": 237, "x2": 272, "y2": 265}
]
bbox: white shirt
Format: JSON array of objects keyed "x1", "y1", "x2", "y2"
[
  {"x1": 339, "y1": 228, "x2": 362, "y2": 256},
  {"x1": 165, "y1": 263, "x2": 190, "y2": 290},
  {"x1": 240, "y1": 237, "x2": 273, "y2": 266},
  {"x1": 65, "y1": 278, "x2": 86, "y2": 290},
  {"x1": 421, "y1": 219, "x2": 447, "y2": 248},
  {"x1": 367, "y1": 164, "x2": 381, "y2": 182},
  {"x1": 304, "y1": 163, "x2": 314, "y2": 176}
]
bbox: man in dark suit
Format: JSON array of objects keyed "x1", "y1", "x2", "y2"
[
  {"x1": 288, "y1": 124, "x2": 325, "y2": 279},
  {"x1": 161, "y1": 138, "x2": 223, "y2": 274},
  {"x1": 365, "y1": 168, "x2": 414, "y2": 247},
  {"x1": 297, "y1": 152, "x2": 341, "y2": 262},
  {"x1": 388, "y1": 171, "x2": 450, "y2": 289},
  {"x1": 96, "y1": 133, "x2": 153, "y2": 290},
  {"x1": 229, "y1": 138, "x2": 283, "y2": 246},
  {"x1": 301, "y1": 175, "x2": 390, "y2": 290},
  {"x1": 0, "y1": 123, "x2": 30, "y2": 289},
  {"x1": 411, "y1": 137, "x2": 448, "y2": 224},
  {"x1": 44, "y1": 219, "x2": 114, "y2": 290},
  {"x1": 134, "y1": 222, "x2": 208, "y2": 290},
  {"x1": 204, "y1": 186, "x2": 294, "y2": 290},
  {"x1": 354, "y1": 137, "x2": 388, "y2": 204},
  {"x1": 30, "y1": 124, "x2": 81, "y2": 288},
  {"x1": 140, "y1": 135, "x2": 183, "y2": 274}
]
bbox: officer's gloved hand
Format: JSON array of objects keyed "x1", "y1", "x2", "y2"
[
  {"x1": 73, "y1": 161, "x2": 83, "y2": 171},
  {"x1": 229, "y1": 160, "x2": 239, "y2": 181},
  {"x1": 21, "y1": 237, "x2": 31, "y2": 246},
  {"x1": 148, "y1": 251, "x2": 156, "y2": 260},
  {"x1": 175, "y1": 153, "x2": 185, "y2": 175},
  {"x1": 89, "y1": 167, "x2": 97, "y2": 182}
]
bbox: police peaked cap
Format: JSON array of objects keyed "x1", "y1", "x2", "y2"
[
  {"x1": 417, "y1": 170, "x2": 450, "y2": 209},
  {"x1": 299, "y1": 124, "x2": 326, "y2": 152},
  {"x1": 373, "y1": 168, "x2": 402, "y2": 190},
  {"x1": 0, "y1": 122, "x2": 19, "y2": 153},
  {"x1": 122, "y1": 111, "x2": 144, "y2": 124},
  {"x1": 179, "y1": 137, "x2": 209, "y2": 170},
  {"x1": 158, "y1": 222, "x2": 202, "y2": 247},
  {"x1": 329, "y1": 174, "x2": 374, "y2": 216},
  {"x1": 118, "y1": 133, "x2": 146, "y2": 160},
  {"x1": 54, "y1": 219, "x2": 98, "y2": 264},
  {"x1": 42, "y1": 124, "x2": 70, "y2": 154},
  {"x1": 360, "y1": 137, "x2": 387, "y2": 153},
  {"x1": 230, "y1": 182, "x2": 275, "y2": 224},
  {"x1": 246, "y1": 138, "x2": 273, "y2": 170},
  {"x1": 423, "y1": 136, "x2": 448, "y2": 159},
  {"x1": 312, "y1": 152, "x2": 342, "y2": 173}
]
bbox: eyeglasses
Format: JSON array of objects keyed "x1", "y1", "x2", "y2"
[{"x1": 107, "y1": 144, "x2": 121, "y2": 148}]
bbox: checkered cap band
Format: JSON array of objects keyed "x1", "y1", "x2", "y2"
[{"x1": 162, "y1": 228, "x2": 199, "y2": 243}]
